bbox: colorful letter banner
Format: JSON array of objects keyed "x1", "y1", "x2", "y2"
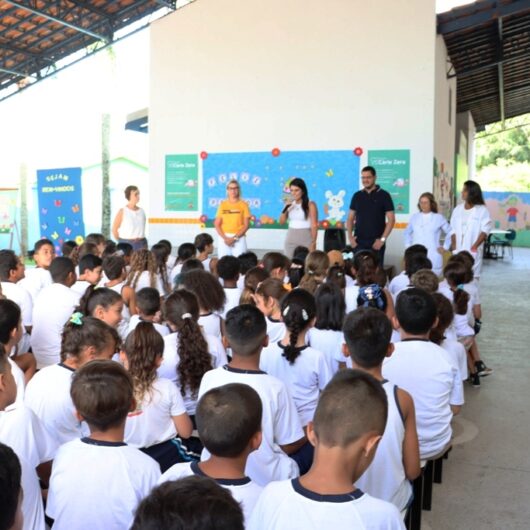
[{"x1": 36, "y1": 167, "x2": 85, "y2": 254}]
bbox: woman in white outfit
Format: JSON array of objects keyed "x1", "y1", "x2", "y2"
[
  {"x1": 279, "y1": 178, "x2": 318, "y2": 258},
  {"x1": 404, "y1": 192, "x2": 452, "y2": 275},
  {"x1": 112, "y1": 185, "x2": 147, "y2": 251},
  {"x1": 450, "y1": 180, "x2": 492, "y2": 278}
]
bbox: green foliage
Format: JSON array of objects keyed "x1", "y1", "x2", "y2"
[{"x1": 475, "y1": 162, "x2": 530, "y2": 192}]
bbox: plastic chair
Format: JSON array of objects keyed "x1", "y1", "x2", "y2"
[{"x1": 490, "y1": 229, "x2": 516, "y2": 259}]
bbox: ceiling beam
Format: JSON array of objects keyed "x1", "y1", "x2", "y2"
[
  {"x1": 4, "y1": 0, "x2": 110, "y2": 42},
  {"x1": 497, "y1": 18, "x2": 505, "y2": 126}
]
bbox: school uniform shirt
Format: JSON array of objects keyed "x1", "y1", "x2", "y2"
[
  {"x1": 382, "y1": 340, "x2": 464, "y2": 459},
  {"x1": 0, "y1": 404, "x2": 58, "y2": 530},
  {"x1": 46, "y1": 437, "x2": 161, "y2": 530},
  {"x1": 159, "y1": 461, "x2": 263, "y2": 522},
  {"x1": 266, "y1": 316, "x2": 286, "y2": 344},
  {"x1": 107, "y1": 281, "x2": 132, "y2": 322},
  {"x1": 131, "y1": 270, "x2": 165, "y2": 295},
  {"x1": 248, "y1": 478, "x2": 405, "y2": 530},
  {"x1": 125, "y1": 378, "x2": 187, "y2": 448},
  {"x1": 19, "y1": 267, "x2": 52, "y2": 302},
  {"x1": 8, "y1": 357, "x2": 26, "y2": 405},
  {"x1": 441, "y1": 338, "x2": 468, "y2": 381},
  {"x1": 221, "y1": 286, "x2": 242, "y2": 319},
  {"x1": 25, "y1": 363, "x2": 86, "y2": 447},
  {"x1": 127, "y1": 314, "x2": 170, "y2": 338},
  {"x1": 30, "y1": 283, "x2": 81, "y2": 369},
  {"x1": 2, "y1": 280, "x2": 33, "y2": 351},
  {"x1": 71, "y1": 279, "x2": 91, "y2": 296},
  {"x1": 344, "y1": 283, "x2": 360, "y2": 314},
  {"x1": 306, "y1": 328, "x2": 345, "y2": 374},
  {"x1": 388, "y1": 272, "x2": 411, "y2": 302},
  {"x1": 355, "y1": 381, "x2": 412, "y2": 512},
  {"x1": 438, "y1": 283, "x2": 474, "y2": 337},
  {"x1": 160, "y1": 331, "x2": 228, "y2": 415},
  {"x1": 260, "y1": 342, "x2": 332, "y2": 427},
  {"x1": 199, "y1": 366, "x2": 304, "y2": 486},
  {"x1": 199, "y1": 312, "x2": 223, "y2": 340}
]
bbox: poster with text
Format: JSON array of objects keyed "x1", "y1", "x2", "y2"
[
  {"x1": 37, "y1": 167, "x2": 85, "y2": 254},
  {"x1": 201, "y1": 150, "x2": 360, "y2": 228},
  {"x1": 367, "y1": 150, "x2": 410, "y2": 213},
  {"x1": 165, "y1": 154, "x2": 199, "y2": 211}
]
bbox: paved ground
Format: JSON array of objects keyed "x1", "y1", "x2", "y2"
[{"x1": 423, "y1": 247, "x2": 530, "y2": 530}]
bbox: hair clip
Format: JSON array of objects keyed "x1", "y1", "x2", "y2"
[
  {"x1": 342, "y1": 251, "x2": 354, "y2": 260},
  {"x1": 336, "y1": 272, "x2": 343, "y2": 277},
  {"x1": 70, "y1": 312, "x2": 83, "y2": 326},
  {"x1": 181, "y1": 313, "x2": 192, "y2": 320},
  {"x1": 307, "y1": 270, "x2": 315, "y2": 275},
  {"x1": 290, "y1": 263, "x2": 302, "y2": 270},
  {"x1": 282, "y1": 306, "x2": 290, "y2": 317},
  {"x1": 456, "y1": 284, "x2": 465, "y2": 290},
  {"x1": 302, "y1": 309, "x2": 309, "y2": 321}
]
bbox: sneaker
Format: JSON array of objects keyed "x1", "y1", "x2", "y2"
[
  {"x1": 470, "y1": 372, "x2": 481, "y2": 387},
  {"x1": 475, "y1": 361, "x2": 493, "y2": 377}
]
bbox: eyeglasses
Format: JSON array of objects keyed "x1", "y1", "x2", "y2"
[{"x1": 228, "y1": 186, "x2": 239, "y2": 190}]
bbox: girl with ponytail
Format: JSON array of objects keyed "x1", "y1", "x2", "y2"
[{"x1": 259, "y1": 289, "x2": 332, "y2": 428}]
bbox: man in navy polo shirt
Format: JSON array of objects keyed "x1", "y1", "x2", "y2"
[{"x1": 346, "y1": 166, "x2": 395, "y2": 266}]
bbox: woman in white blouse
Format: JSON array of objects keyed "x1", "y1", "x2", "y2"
[
  {"x1": 450, "y1": 181, "x2": 492, "y2": 278},
  {"x1": 112, "y1": 185, "x2": 147, "y2": 251},
  {"x1": 404, "y1": 192, "x2": 453, "y2": 275},
  {"x1": 279, "y1": 178, "x2": 318, "y2": 258}
]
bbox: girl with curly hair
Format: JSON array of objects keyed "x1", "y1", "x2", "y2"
[{"x1": 125, "y1": 249, "x2": 164, "y2": 294}]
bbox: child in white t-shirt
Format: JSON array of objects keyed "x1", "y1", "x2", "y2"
[
  {"x1": 127, "y1": 287, "x2": 170, "y2": 338},
  {"x1": 254, "y1": 278, "x2": 288, "y2": 344},
  {"x1": 388, "y1": 244, "x2": 428, "y2": 299},
  {"x1": 78, "y1": 286, "x2": 125, "y2": 338},
  {"x1": 121, "y1": 322, "x2": 192, "y2": 472},
  {"x1": 46, "y1": 360, "x2": 160, "y2": 530},
  {"x1": 194, "y1": 233, "x2": 215, "y2": 273},
  {"x1": 217, "y1": 255, "x2": 242, "y2": 318},
  {"x1": 170, "y1": 242, "x2": 197, "y2": 285},
  {"x1": 25, "y1": 314, "x2": 120, "y2": 447},
  {"x1": 248, "y1": 370, "x2": 405, "y2": 530},
  {"x1": 260, "y1": 289, "x2": 332, "y2": 433},
  {"x1": 30, "y1": 257, "x2": 81, "y2": 369},
  {"x1": 159, "y1": 383, "x2": 263, "y2": 522},
  {"x1": 126, "y1": 248, "x2": 166, "y2": 294},
  {"x1": 383, "y1": 288, "x2": 464, "y2": 460},
  {"x1": 199, "y1": 305, "x2": 306, "y2": 486},
  {"x1": 343, "y1": 308, "x2": 421, "y2": 513},
  {"x1": 103, "y1": 255, "x2": 137, "y2": 320},
  {"x1": 307, "y1": 282, "x2": 347, "y2": 373},
  {"x1": 71, "y1": 254, "x2": 103, "y2": 296},
  {"x1": 19, "y1": 239, "x2": 55, "y2": 302}
]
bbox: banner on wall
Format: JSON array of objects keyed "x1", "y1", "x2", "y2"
[
  {"x1": 37, "y1": 167, "x2": 85, "y2": 254},
  {"x1": 165, "y1": 154, "x2": 199, "y2": 211},
  {"x1": 367, "y1": 149, "x2": 410, "y2": 213},
  {"x1": 0, "y1": 188, "x2": 18, "y2": 235},
  {"x1": 484, "y1": 191, "x2": 530, "y2": 247},
  {"x1": 201, "y1": 150, "x2": 360, "y2": 228}
]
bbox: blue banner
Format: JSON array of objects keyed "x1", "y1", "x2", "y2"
[{"x1": 37, "y1": 167, "x2": 85, "y2": 254}]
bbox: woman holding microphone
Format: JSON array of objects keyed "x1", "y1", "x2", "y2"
[
  {"x1": 279, "y1": 178, "x2": 318, "y2": 258},
  {"x1": 214, "y1": 179, "x2": 251, "y2": 258},
  {"x1": 404, "y1": 192, "x2": 453, "y2": 275}
]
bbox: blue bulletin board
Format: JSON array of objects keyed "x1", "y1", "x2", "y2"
[
  {"x1": 37, "y1": 167, "x2": 85, "y2": 254},
  {"x1": 201, "y1": 150, "x2": 360, "y2": 228}
]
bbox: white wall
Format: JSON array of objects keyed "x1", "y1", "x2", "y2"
[{"x1": 149, "y1": 0, "x2": 436, "y2": 267}]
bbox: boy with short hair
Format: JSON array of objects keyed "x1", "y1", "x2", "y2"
[
  {"x1": 343, "y1": 307, "x2": 420, "y2": 513},
  {"x1": 198, "y1": 305, "x2": 305, "y2": 486},
  {"x1": 71, "y1": 254, "x2": 103, "y2": 296},
  {"x1": 383, "y1": 288, "x2": 464, "y2": 459},
  {"x1": 388, "y1": 244, "x2": 428, "y2": 298},
  {"x1": 30, "y1": 257, "x2": 80, "y2": 369},
  {"x1": 128, "y1": 287, "x2": 169, "y2": 337},
  {"x1": 0, "y1": 442, "x2": 23, "y2": 530},
  {"x1": 132, "y1": 475, "x2": 244, "y2": 530},
  {"x1": 248, "y1": 370, "x2": 405, "y2": 529},
  {"x1": 46, "y1": 360, "x2": 160, "y2": 530},
  {"x1": 217, "y1": 256, "x2": 242, "y2": 318},
  {"x1": 159, "y1": 383, "x2": 263, "y2": 521},
  {"x1": 19, "y1": 239, "x2": 55, "y2": 301},
  {"x1": 194, "y1": 232, "x2": 215, "y2": 272}
]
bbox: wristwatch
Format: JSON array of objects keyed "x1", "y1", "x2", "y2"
[
  {"x1": 233, "y1": 235, "x2": 239, "y2": 242},
  {"x1": 380, "y1": 237, "x2": 386, "y2": 243}
]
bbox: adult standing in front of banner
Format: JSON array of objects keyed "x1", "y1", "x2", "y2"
[
  {"x1": 346, "y1": 166, "x2": 395, "y2": 266},
  {"x1": 279, "y1": 178, "x2": 318, "y2": 258},
  {"x1": 214, "y1": 180, "x2": 251, "y2": 258},
  {"x1": 450, "y1": 180, "x2": 492, "y2": 278},
  {"x1": 112, "y1": 185, "x2": 147, "y2": 251}
]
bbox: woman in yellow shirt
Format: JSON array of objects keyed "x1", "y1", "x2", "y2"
[{"x1": 214, "y1": 180, "x2": 251, "y2": 257}]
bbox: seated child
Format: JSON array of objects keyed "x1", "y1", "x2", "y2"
[
  {"x1": 128, "y1": 287, "x2": 170, "y2": 337},
  {"x1": 199, "y1": 305, "x2": 305, "y2": 486},
  {"x1": 194, "y1": 233, "x2": 214, "y2": 273},
  {"x1": 131, "y1": 475, "x2": 244, "y2": 530},
  {"x1": 254, "y1": 278, "x2": 287, "y2": 344},
  {"x1": 410, "y1": 268, "x2": 439, "y2": 294},
  {"x1": 159, "y1": 383, "x2": 263, "y2": 521},
  {"x1": 71, "y1": 254, "x2": 103, "y2": 296},
  {"x1": 388, "y1": 244, "x2": 428, "y2": 298},
  {"x1": 237, "y1": 251, "x2": 259, "y2": 290},
  {"x1": 240, "y1": 267, "x2": 269, "y2": 305},
  {"x1": 102, "y1": 255, "x2": 137, "y2": 319},
  {"x1": 25, "y1": 315, "x2": 119, "y2": 446},
  {"x1": 0, "y1": 442, "x2": 24, "y2": 530},
  {"x1": 126, "y1": 249, "x2": 165, "y2": 294},
  {"x1": 170, "y1": 242, "x2": 197, "y2": 284},
  {"x1": 343, "y1": 307, "x2": 421, "y2": 513},
  {"x1": 46, "y1": 360, "x2": 160, "y2": 530},
  {"x1": 61, "y1": 240, "x2": 78, "y2": 258},
  {"x1": 298, "y1": 251, "x2": 328, "y2": 295},
  {"x1": 261, "y1": 252, "x2": 291, "y2": 281},
  {"x1": 30, "y1": 257, "x2": 80, "y2": 369},
  {"x1": 78, "y1": 286, "x2": 124, "y2": 337},
  {"x1": 383, "y1": 288, "x2": 464, "y2": 459},
  {"x1": 260, "y1": 289, "x2": 332, "y2": 433},
  {"x1": 156, "y1": 239, "x2": 176, "y2": 271},
  {"x1": 248, "y1": 370, "x2": 405, "y2": 529},
  {"x1": 19, "y1": 239, "x2": 54, "y2": 302},
  {"x1": 151, "y1": 243, "x2": 172, "y2": 296},
  {"x1": 217, "y1": 256, "x2": 242, "y2": 318}
]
